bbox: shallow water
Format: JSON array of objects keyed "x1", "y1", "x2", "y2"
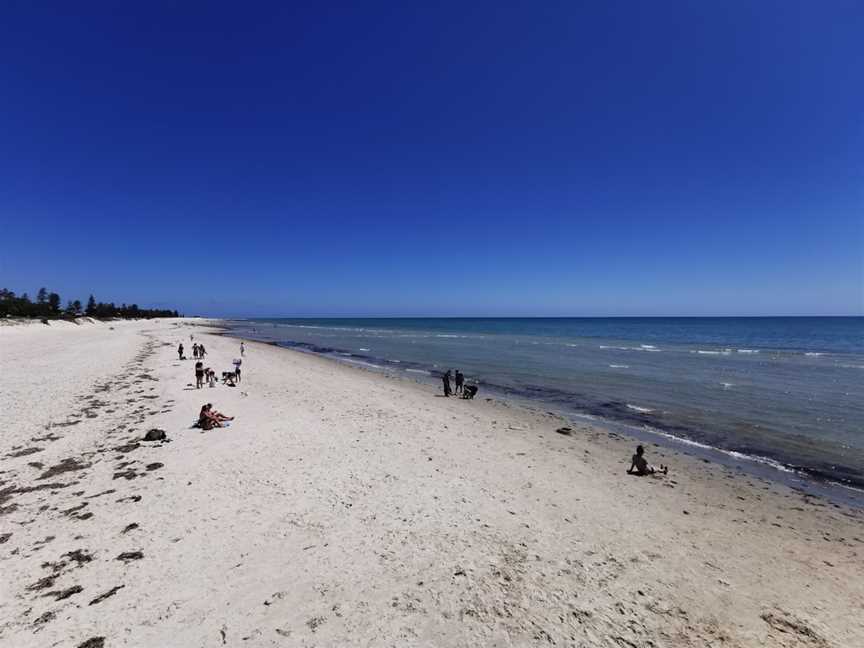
[{"x1": 226, "y1": 317, "x2": 864, "y2": 491}]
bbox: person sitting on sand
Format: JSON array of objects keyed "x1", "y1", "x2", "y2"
[
  {"x1": 198, "y1": 404, "x2": 220, "y2": 430},
  {"x1": 198, "y1": 404, "x2": 234, "y2": 430},
  {"x1": 206, "y1": 403, "x2": 233, "y2": 421},
  {"x1": 627, "y1": 445, "x2": 668, "y2": 475}
]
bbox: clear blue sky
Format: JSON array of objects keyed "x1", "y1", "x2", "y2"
[{"x1": 1, "y1": 1, "x2": 861, "y2": 317}]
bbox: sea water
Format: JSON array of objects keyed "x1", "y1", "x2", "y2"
[{"x1": 226, "y1": 317, "x2": 864, "y2": 493}]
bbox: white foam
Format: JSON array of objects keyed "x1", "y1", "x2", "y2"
[
  {"x1": 340, "y1": 358, "x2": 382, "y2": 370},
  {"x1": 737, "y1": 349, "x2": 759, "y2": 354},
  {"x1": 609, "y1": 364, "x2": 630, "y2": 369},
  {"x1": 805, "y1": 352, "x2": 823, "y2": 357},
  {"x1": 639, "y1": 426, "x2": 796, "y2": 474},
  {"x1": 694, "y1": 349, "x2": 731, "y2": 355},
  {"x1": 626, "y1": 404, "x2": 654, "y2": 413},
  {"x1": 405, "y1": 368, "x2": 430, "y2": 375},
  {"x1": 720, "y1": 382, "x2": 734, "y2": 389},
  {"x1": 599, "y1": 345, "x2": 659, "y2": 352},
  {"x1": 358, "y1": 348, "x2": 370, "y2": 352}
]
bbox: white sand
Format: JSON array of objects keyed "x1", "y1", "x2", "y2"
[{"x1": 1, "y1": 319, "x2": 862, "y2": 647}]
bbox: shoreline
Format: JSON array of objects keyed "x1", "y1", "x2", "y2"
[
  {"x1": 219, "y1": 322, "x2": 864, "y2": 508},
  {"x1": 2, "y1": 318, "x2": 863, "y2": 646}
]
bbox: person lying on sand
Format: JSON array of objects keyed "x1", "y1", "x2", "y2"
[{"x1": 627, "y1": 445, "x2": 668, "y2": 475}]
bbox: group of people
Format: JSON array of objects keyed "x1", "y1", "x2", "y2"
[
  {"x1": 181, "y1": 334, "x2": 667, "y2": 476},
  {"x1": 441, "y1": 369, "x2": 478, "y2": 399},
  {"x1": 176, "y1": 341, "x2": 208, "y2": 360},
  {"x1": 197, "y1": 403, "x2": 233, "y2": 430},
  {"x1": 177, "y1": 338, "x2": 243, "y2": 390},
  {"x1": 194, "y1": 359, "x2": 242, "y2": 389}
]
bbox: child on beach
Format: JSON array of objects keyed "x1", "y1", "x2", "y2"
[{"x1": 627, "y1": 445, "x2": 668, "y2": 475}]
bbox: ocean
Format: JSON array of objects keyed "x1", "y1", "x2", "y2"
[{"x1": 225, "y1": 317, "x2": 864, "y2": 497}]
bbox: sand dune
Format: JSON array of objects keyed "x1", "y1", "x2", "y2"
[{"x1": 1, "y1": 319, "x2": 862, "y2": 647}]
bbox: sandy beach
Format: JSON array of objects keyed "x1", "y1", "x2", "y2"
[{"x1": 1, "y1": 318, "x2": 862, "y2": 648}]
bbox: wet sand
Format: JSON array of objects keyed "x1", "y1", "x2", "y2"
[{"x1": 1, "y1": 318, "x2": 862, "y2": 647}]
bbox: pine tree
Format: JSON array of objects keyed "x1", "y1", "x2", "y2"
[
  {"x1": 86, "y1": 295, "x2": 96, "y2": 316},
  {"x1": 37, "y1": 287, "x2": 48, "y2": 304},
  {"x1": 48, "y1": 292, "x2": 61, "y2": 314}
]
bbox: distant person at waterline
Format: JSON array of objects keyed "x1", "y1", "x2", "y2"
[
  {"x1": 240, "y1": 342, "x2": 245, "y2": 357},
  {"x1": 177, "y1": 343, "x2": 184, "y2": 360},
  {"x1": 442, "y1": 370, "x2": 452, "y2": 397},
  {"x1": 454, "y1": 370, "x2": 464, "y2": 395},
  {"x1": 627, "y1": 445, "x2": 668, "y2": 476}
]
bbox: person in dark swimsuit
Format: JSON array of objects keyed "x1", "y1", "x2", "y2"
[
  {"x1": 195, "y1": 361, "x2": 204, "y2": 389},
  {"x1": 627, "y1": 445, "x2": 668, "y2": 475},
  {"x1": 442, "y1": 370, "x2": 452, "y2": 397}
]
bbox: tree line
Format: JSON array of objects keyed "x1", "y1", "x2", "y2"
[{"x1": 0, "y1": 287, "x2": 180, "y2": 320}]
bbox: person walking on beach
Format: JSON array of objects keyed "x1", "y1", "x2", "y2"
[
  {"x1": 442, "y1": 370, "x2": 452, "y2": 397},
  {"x1": 195, "y1": 360, "x2": 205, "y2": 389},
  {"x1": 454, "y1": 370, "x2": 464, "y2": 395},
  {"x1": 178, "y1": 343, "x2": 184, "y2": 360},
  {"x1": 199, "y1": 344, "x2": 207, "y2": 360},
  {"x1": 192, "y1": 343, "x2": 199, "y2": 359},
  {"x1": 240, "y1": 342, "x2": 245, "y2": 357}
]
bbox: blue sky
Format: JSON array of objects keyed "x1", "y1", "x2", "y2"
[{"x1": 1, "y1": 1, "x2": 861, "y2": 317}]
